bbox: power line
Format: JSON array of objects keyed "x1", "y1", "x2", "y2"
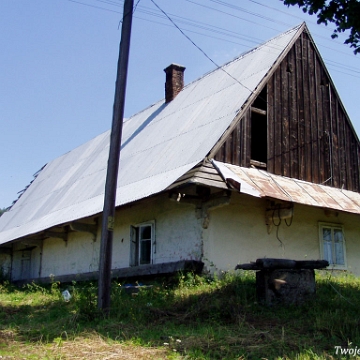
[
  {"x1": 150, "y1": 0, "x2": 256, "y2": 96},
  {"x1": 65, "y1": 0, "x2": 360, "y2": 79},
  {"x1": 135, "y1": 15, "x2": 257, "y2": 48},
  {"x1": 67, "y1": 0, "x2": 121, "y2": 14},
  {"x1": 186, "y1": 0, "x2": 359, "y2": 60},
  {"x1": 244, "y1": 0, "x2": 359, "y2": 54}
]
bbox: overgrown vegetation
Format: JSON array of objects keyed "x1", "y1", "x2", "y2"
[
  {"x1": 1, "y1": 271, "x2": 360, "y2": 359},
  {"x1": 0, "y1": 208, "x2": 7, "y2": 217},
  {"x1": 282, "y1": 0, "x2": 360, "y2": 54}
]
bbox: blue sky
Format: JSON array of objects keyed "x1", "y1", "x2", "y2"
[{"x1": 1, "y1": 0, "x2": 359, "y2": 208}]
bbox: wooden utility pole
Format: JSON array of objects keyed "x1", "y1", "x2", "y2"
[{"x1": 98, "y1": 0, "x2": 134, "y2": 314}]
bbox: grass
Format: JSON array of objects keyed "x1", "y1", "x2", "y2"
[{"x1": 1, "y1": 271, "x2": 360, "y2": 359}]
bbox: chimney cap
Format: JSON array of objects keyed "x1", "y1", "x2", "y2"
[{"x1": 164, "y1": 63, "x2": 186, "y2": 73}]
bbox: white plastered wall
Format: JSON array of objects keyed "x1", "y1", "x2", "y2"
[
  {"x1": 0, "y1": 253, "x2": 11, "y2": 277},
  {"x1": 9, "y1": 190, "x2": 360, "y2": 280},
  {"x1": 110, "y1": 193, "x2": 202, "y2": 269},
  {"x1": 40, "y1": 231, "x2": 99, "y2": 278},
  {"x1": 11, "y1": 193, "x2": 202, "y2": 280},
  {"x1": 202, "y1": 192, "x2": 360, "y2": 275}
]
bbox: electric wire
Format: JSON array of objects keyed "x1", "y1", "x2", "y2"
[
  {"x1": 213, "y1": 0, "x2": 355, "y2": 52},
  {"x1": 199, "y1": 0, "x2": 297, "y2": 28},
  {"x1": 135, "y1": 15, "x2": 256, "y2": 48},
  {"x1": 67, "y1": 0, "x2": 359, "y2": 62},
  {"x1": 184, "y1": 0, "x2": 292, "y2": 36},
  {"x1": 138, "y1": 6, "x2": 266, "y2": 46},
  {"x1": 104, "y1": 0, "x2": 357, "y2": 60},
  {"x1": 251, "y1": 0, "x2": 360, "y2": 55},
  {"x1": 67, "y1": 0, "x2": 121, "y2": 14},
  {"x1": 66, "y1": 0, "x2": 360, "y2": 78},
  {"x1": 149, "y1": 0, "x2": 256, "y2": 96},
  {"x1": 248, "y1": 0, "x2": 323, "y2": 27},
  {"x1": 183, "y1": 0, "x2": 359, "y2": 64}
]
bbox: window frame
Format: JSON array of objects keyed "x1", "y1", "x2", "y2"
[
  {"x1": 318, "y1": 222, "x2": 347, "y2": 270},
  {"x1": 129, "y1": 221, "x2": 155, "y2": 266}
]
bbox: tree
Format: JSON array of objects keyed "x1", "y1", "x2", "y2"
[
  {"x1": 0, "y1": 208, "x2": 7, "y2": 217},
  {"x1": 282, "y1": 0, "x2": 360, "y2": 54}
]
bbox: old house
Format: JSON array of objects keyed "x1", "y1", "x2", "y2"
[{"x1": 1, "y1": 23, "x2": 360, "y2": 283}]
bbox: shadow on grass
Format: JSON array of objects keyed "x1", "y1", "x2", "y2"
[{"x1": 1, "y1": 271, "x2": 360, "y2": 359}]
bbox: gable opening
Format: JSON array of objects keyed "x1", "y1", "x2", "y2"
[{"x1": 250, "y1": 86, "x2": 267, "y2": 168}]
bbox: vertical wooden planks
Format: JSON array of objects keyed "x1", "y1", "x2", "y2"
[
  {"x1": 296, "y1": 35, "x2": 306, "y2": 181},
  {"x1": 336, "y1": 96, "x2": 346, "y2": 189},
  {"x1": 314, "y1": 51, "x2": 323, "y2": 184},
  {"x1": 281, "y1": 59, "x2": 290, "y2": 177},
  {"x1": 267, "y1": 78, "x2": 275, "y2": 173},
  {"x1": 302, "y1": 33, "x2": 312, "y2": 183},
  {"x1": 288, "y1": 45, "x2": 299, "y2": 180},
  {"x1": 232, "y1": 122, "x2": 239, "y2": 165},
  {"x1": 225, "y1": 130, "x2": 233, "y2": 164},
  {"x1": 274, "y1": 69, "x2": 282, "y2": 175},
  {"x1": 321, "y1": 70, "x2": 331, "y2": 185},
  {"x1": 243, "y1": 109, "x2": 251, "y2": 167},
  {"x1": 212, "y1": 30, "x2": 360, "y2": 193},
  {"x1": 332, "y1": 105, "x2": 339, "y2": 188},
  {"x1": 214, "y1": 141, "x2": 224, "y2": 162},
  {"x1": 340, "y1": 113, "x2": 350, "y2": 190},
  {"x1": 308, "y1": 35, "x2": 318, "y2": 184}
]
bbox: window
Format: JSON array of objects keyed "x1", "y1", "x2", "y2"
[
  {"x1": 319, "y1": 223, "x2": 346, "y2": 269},
  {"x1": 130, "y1": 222, "x2": 155, "y2": 266}
]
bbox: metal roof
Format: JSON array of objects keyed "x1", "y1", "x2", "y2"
[
  {"x1": 0, "y1": 25, "x2": 304, "y2": 245},
  {"x1": 213, "y1": 161, "x2": 360, "y2": 215}
]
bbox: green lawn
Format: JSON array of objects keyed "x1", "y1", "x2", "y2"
[{"x1": 1, "y1": 271, "x2": 360, "y2": 359}]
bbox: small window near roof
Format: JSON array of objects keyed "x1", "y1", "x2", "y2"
[
  {"x1": 130, "y1": 222, "x2": 155, "y2": 266},
  {"x1": 319, "y1": 223, "x2": 346, "y2": 269}
]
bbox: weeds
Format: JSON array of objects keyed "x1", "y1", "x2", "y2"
[{"x1": 1, "y1": 271, "x2": 360, "y2": 359}]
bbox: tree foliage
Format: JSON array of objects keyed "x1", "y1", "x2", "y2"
[
  {"x1": 282, "y1": 0, "x2": 360, "y2": 54},
  {"x1": 0, "y1": 208, "x2": 7, "y2": 217}
]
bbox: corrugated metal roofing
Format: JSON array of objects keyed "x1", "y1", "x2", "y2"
[
  {"x1": 0, "y1": 25, "x2": 304, "y2": 245},
  {"x1": 213, "y1": 161, "x2": 360, "y2": 215}
]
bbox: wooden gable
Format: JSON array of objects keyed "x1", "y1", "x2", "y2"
[{"x1": 213, "y1": 28, "x2": 360, "y2": 192}]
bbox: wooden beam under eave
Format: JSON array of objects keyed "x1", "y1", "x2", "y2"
[
  {"x1": 44, "y1": 231, "x2": 68, "y2": 242},
  {"x1": 70, "y1": 222, "x2": 97, "y2": 240}
]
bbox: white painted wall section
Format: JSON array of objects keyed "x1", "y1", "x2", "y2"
[{"x1": 203, "y1": 192, "x2": 360, "y2": 275}]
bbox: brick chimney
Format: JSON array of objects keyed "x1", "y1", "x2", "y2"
[{"x1": 164, "y1": 64, "x2": 186, "y2": 103}]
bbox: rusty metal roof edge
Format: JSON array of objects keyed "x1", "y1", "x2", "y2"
[
  {"x1": 214, "y1": 162, "x2": 360, "y2": 215},
  {"x1": 212, "y1": 160, "x2": 262, "y2": 197}
]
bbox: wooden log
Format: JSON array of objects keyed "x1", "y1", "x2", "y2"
[
  {"x1": 294, "y1": 260, "x2": 329, "y2": 269},
  {"x1": 12, "y1": 260, "x2": 204, "y2": 286},
  {"x1": 255, "y1": 258, "x2": 329, "y2": 270},
  {"x1": 256, "y1": 258, "x2": 297, "y2": 269},
  {"x1": 235, "y1": 263, "x2": 260, "y2": 270}
]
